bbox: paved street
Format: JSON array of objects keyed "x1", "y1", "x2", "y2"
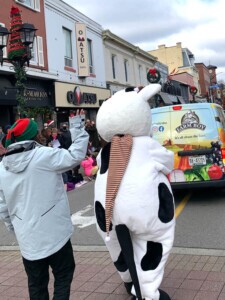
[
  {"x1": 2, "y1": 182, "x2": 225, "y2": 298},
  {"x1": 2, "y1": 180, "x2": 225, "y2": 249},
  {"x1": 2, "y1": 248, "x2": 225, "y2": 299}
]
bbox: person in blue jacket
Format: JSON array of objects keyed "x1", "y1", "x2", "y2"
[{"x1": 0, "y1": 109, "x2": 89, "y2": 300}]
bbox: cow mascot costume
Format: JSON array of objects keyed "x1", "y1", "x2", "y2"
[{"x1": 94, "y1": 83, "x2": 175, "y2": 300}]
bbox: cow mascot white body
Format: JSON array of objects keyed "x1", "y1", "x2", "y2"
[{"x1": 94, "y1": 84, "x2": 175, "y2": 300}]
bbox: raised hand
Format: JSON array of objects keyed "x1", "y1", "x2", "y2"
[{"x1": 75, "y1": 109, "x2": 85, "y2": 116}]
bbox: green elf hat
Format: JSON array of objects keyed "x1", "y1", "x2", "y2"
[{"x1": 5, "y1": 118, "x2": 38, "y2": 147}]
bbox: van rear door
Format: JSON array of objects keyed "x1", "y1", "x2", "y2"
[{"x1": 152, "y1": 104, "x2": 225, "y2": 187}]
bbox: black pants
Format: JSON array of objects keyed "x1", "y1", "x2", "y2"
[{"x1": 22, "y1": 240, "x2": 75, "y2": 300}]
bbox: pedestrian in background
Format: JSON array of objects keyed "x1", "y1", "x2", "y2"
[
  {"x1": 41, "y1": 127, "x2": 52, "y2": 146},
  {"x1": 0, "y1": 110, "x2": 89, "y2": 300},
  {"x1": 85, "y1": 119, "x2": 100, "y2": 152},
  {"x1": 81, "y1": 151, "x2": 98, "y2": 180},
  {"x1": 4, "y1": 124, "x2": 11, "y2": 134},
  {"x1": 0, "y1": 142, "x2": 6, "y2": 162},
  {"x1": 59, "y1": 123, "x2": 72, "y2": 150},
  {"x1": 0, "y1": 126, "x2": 5, "y2": 142}
]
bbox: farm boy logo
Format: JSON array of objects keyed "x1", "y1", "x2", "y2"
[
  {"x1": 176, "y1": 110, "x2": 206, "y2": 133},
  {"x1": 75, "y1": 23, "x2": 89, "y2": 77}
]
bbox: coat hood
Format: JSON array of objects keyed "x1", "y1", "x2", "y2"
[{"x1": 2, "y1": 141, "x2": 39, "y2": 173}]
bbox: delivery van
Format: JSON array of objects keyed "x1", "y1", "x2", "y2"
[{"x1": 151, "y1": 103, "x2": 225, "y2": 189}]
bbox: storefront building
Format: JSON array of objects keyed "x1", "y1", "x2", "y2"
[
  {"x1": 0, "y1": 75, "x2": 55, "y2": 128},
  {"x1": 0, "y1": 76, "x2": 17, "y2": 126},
  {"x1": 103, "y1": 30, "x2": 157, "y2": 95},
  {"x1": 0, "y1": 0, "x2": 54, "y2": 129},
  {"x1": 54, "y1": 82, "x2": 110, "y2": 126},
  {"x1": 45, "y1": 0, "x2": 110, "y2": 126}
]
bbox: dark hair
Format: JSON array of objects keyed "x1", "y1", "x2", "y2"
[{"x1": 4, "y1": 125, "x2": 11, "y2": 134}]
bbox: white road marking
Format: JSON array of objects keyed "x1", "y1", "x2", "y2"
[{"x1": 71, "y1": 205, "x2": 96, "y2": 228}]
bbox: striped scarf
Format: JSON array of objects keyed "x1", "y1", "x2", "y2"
[{"x1": 105, "y1": 134, "x2": 133, "y2": 241}]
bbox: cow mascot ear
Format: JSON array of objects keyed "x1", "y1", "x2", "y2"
[{"x1": 95, "y1": 82, "x2": 174, "y2": 300}]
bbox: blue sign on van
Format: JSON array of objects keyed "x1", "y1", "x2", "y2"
[{"x1": 159, "y1": 126, "x2": 164, "y2": 132}]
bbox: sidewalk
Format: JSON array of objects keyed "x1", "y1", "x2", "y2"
[{"x1": 1, "y1": 247, "x2": 225, "y2": 299}]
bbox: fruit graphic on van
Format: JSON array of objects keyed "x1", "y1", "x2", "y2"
[
  {"x1": 177, "y1": 145, "x2": 192, "y2": 171},
  {"x1": 219, "y1": 128, "x2": 225, "y2": 144},
  {"x1": 208, "y1": 165, "x2": 223, "y2": 180}
]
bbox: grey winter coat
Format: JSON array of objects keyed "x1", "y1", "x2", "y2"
[{"x1": 0, "y1": 116, "x2": 89, "y2": 260}]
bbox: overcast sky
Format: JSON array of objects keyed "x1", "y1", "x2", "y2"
[{"x1": 64, "y1": 0, "x2": 225, "y2": 82}]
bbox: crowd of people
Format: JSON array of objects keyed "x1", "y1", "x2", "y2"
[{"x1": 0, "y1": 117, "x2": 101, "y2": 188}]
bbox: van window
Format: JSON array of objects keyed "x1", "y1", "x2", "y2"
[{"x1": 215, "y1": 107, "x2": 225, "y2": 129}]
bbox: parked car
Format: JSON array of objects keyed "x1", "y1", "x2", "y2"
[{"x1": 151, "y1": 103, "x2": 225, "y2": 189}]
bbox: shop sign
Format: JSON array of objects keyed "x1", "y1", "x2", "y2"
[
  {"x1": 24, "y1": 89, "x2": 52, "y2": 107},
  {"x1": 75, "y1": 23, "x2": 89, "y2": 77},
  {"x1": 67, "y1": 86, "x2": 97, "y2": 105},
  {"x1": 24, "y1": 89, "x2": 48, "y2": 101},
  {"x1": 67, "y1": 86, "x2": 83, "y2": 105},
  {"x1": 83, "y1": 92, "x2": 97, "y2": 104}
]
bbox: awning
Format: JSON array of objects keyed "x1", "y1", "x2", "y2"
[
  {"x1": 158, "y1": 92, "x2": 173, "y2": 105},
  {"x1": 177, "y1": 96, "x2": 186, "y2": 104}
]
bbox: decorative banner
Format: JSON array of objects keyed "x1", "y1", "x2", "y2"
[{"x1": 75, "y1": 23, "x2": 89, "y2": 77}]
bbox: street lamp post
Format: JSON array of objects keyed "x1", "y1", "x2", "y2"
[{"x1": 0, "y1": 6, "x2": 37, "y2": 118}]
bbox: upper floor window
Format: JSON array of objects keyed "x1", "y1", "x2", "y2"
[
  {"x1": 29, "y1": 36, "x2": 44, "y2": 67},
  {"x1": 146, "y1": 68, "x2": 149, "y2": 84},
  {"x1": 30, "y1": 37, "x2": 37, "y2": 65},
  {"x1": 63, "y1": 27, "x2": 72, "y2": 67},
  {"x1": 112, "y1": 54, "x2": 116, "y2": 79},
  {"x1": 124, "y1": 59, "x2": 128, "y2": 82},
  {"x1": 138, "y1": 65, "x2": 142, "y2": 84},
  {"x1": 16, "y1": 0, "x2": 40, "y2": 11},
  {"x1": 87, "y1": 39, "x2": 94, "y2": 74},
  {"x1": 0, "y1": 23, "x2": 7, "y2": 58}
]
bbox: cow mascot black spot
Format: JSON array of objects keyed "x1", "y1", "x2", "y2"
[{"x1": 94, "y1": 84, "x2": 175, "y2": 300}]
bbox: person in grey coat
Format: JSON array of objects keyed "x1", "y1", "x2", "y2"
[{"x1": 0, "y1": 109, "x2": 89, "y2": 300}]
